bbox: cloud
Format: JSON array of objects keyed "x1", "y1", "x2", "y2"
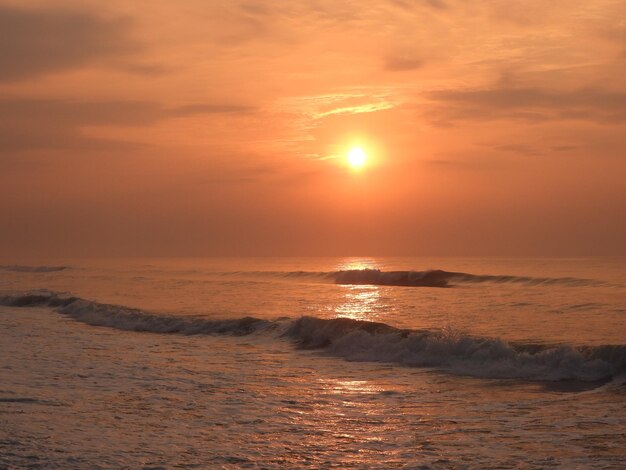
[
  {"x1": 166, "y1": 104, "x2": 255, "y2": 117},
  {"x1": 425, "y1": 0, "x2": 448, "y2": 9},
  {"x1": 287, "y1": 92, "x2": 397, "y2": 119},
  {"x1": 428, "y1": 86, "x2": 626, "y2": 124},
  {"x1": 424, "y1": 158, "x2": 485, "y2": 171},
  {"x1": 0, "y1": 98, "x2": 254, "y2": 153},
  {"x1": 552, "y1": 145, "x2": 577, "y2": 152},
  {"x1": 384, "y1": 55, "x2": 424, "y2": 72},
  {"x1": 0, "y1": 5, "x2": 137, "y2": 81},
  {"x1": 391, "y1": 0, "x2": 448, "y2": 10},
  {"x1": 493, "y1": 143, "x2": 539, "y2": 156}
]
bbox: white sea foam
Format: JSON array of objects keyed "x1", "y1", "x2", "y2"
[
  {"x1": 1, "y1": 290, "x2": 623, "y2": 382},
  {"x1": 0, "y1": 291, "x2": 273, "y2": 336}
]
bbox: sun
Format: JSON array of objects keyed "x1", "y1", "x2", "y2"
[{"x1": 347, "y1": 147, "x2": 367, "y2": 168}]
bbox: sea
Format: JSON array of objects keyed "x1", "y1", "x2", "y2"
[{"x1": 1, "y1": 257, "x2": 624, "y2": 469}]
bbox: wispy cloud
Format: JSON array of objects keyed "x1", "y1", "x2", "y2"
[
  {"x1": 384, "y1": 56, "x2": 424, "y2": 72},
  {"x1": 0, "y1": 5, "x2": 140, "y2": 81},
  {"x1": 313, "y1": 101, "x2": 396, "y2": 119},
  {"x1": 284, "y1": 92, "x2": 399, "y2": 120},
  {"x1": 428, "y1": 85, "x2": 626, "y2": 124},
  {"x1": 0, "y1": 98, "x2": 254, "y2": 153}
]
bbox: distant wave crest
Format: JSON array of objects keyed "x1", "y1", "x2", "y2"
[
  {"x1": 2, "y1": 290, "x2": 623, "y2": 382},
  {"x1": 0, "y1": 265, "x2": 69, "y2": 273},
  {"x1": 333, "y1": 269, "x2": 607, "y2": 288},
  {"x1": 222, "y1": 268, "x2": 606, "y2": 288}
]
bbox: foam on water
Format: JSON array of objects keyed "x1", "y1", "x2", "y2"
[
  {"x1": 1, "y1": 258, "x2": 625, "y2": 469},
  {"x1": 0, "y1": 290, "x2": 273, "y2": 335},
  {"x1": 2, "y1": 290, "x2": 624, "y2": 383},
  {"x1": 285, "y1": 317, "x2": 625, "y2": 382}
]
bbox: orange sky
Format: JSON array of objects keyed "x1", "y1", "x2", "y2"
[{"x1": 1, "y1": 0, "x2": 625, "y2": 258}]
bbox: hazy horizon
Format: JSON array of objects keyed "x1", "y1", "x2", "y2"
[{"x1": 1, "y1": 0, "x2": 625, "y2": 258}]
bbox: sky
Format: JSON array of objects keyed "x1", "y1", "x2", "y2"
[{"x1": 1, "y1": 0, "x2": 625, "y2": 258}]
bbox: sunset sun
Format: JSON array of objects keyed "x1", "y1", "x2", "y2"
[
  {"x1": 347, "y1": 147, "x2": 367, "y2": 168},
  {"x1": 1, "y1": 1, "x2": 624, "y2": 468}
]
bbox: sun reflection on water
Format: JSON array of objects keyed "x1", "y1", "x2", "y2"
[
  {"x1": 335, "y1": 285, "x2": 382, "y2": 322},
  {"x1": 320, "y1": 379, "x2": 386, "y2": 395},
  {"x1": 334, "y1": 258, "x2": 385, "y2": 322},
  {"x1": 335, "y1": 258, "x2": 379, "y2": 272}
]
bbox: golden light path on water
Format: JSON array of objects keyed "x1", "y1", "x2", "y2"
[
  {"x1": 329, "y1": 259, "x2": 394, "y2": 412},
  {"x1": 335, "y1": 285, "x2": 382, "y2": 322},
  {"x1": 334, "y1": 258, "x2": 383, "y2": 322},
  {"x1": 322, "y1": 379, "x2": 386, "y2": 395},
  {"x1": 2, "y1": 258, "x2": 625, "y2": 467}
]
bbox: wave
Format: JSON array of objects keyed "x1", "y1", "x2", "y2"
[
  {"x1": 285, "y1": 317, "x2": 626, "y2": 382},
  {"x1": 0, "y1": 264, "x2": 607, "y2": 288},
  {"x1": 333, "y1": 269, "x2": 608, "y2": 287},
  {"x1": 2, "y1": 290, "x2": 623, "y2": 382},
  {"x1": 0, "y1": 290, "x2": 273, "y2": 336},
  {"x1": 0, "y1": 265, "x2": 69, "y2": 273},
  {"x1": 220, "y1": 268, "x2": 606, "y2": 288}
]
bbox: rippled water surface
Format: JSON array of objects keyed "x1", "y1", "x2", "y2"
[{"x1": 1, "y1": 257, "x2": 625, "y2": 468}]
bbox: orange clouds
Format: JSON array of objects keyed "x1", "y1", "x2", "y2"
[{"x1": 0, "y1": 0, "x2": 625, "y2": 257}]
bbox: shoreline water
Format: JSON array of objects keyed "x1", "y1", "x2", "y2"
[
  {"x1": 1, "y1": 257, "x2": 625, "y2": 468},
  {"x1": 2, "y1": 304, "x2": 624, "y2": 469}
]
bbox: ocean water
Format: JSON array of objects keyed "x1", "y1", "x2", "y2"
[{"x1": 0, "y1": 257, "x2": 624, "y2": 468}]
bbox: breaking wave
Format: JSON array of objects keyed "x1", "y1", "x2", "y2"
[
  {"x1": 220, "y1": 268, "x2": 607, "y2": 288},
  {"x1": 0, "y1": 265, "x2": 69, "y2": 273},
  {"x1": 285, "y1": 317, "x2": 625, "y2": 382},
  {"x1": 2, "y1": 290, "x2": 623, "y2": 382},
  {"x1": 0, "y1": 290, "x2": 273, "y2": 336},
  {"x1": 332, "y1": 269, "x2": 608, "y2": 287}
]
